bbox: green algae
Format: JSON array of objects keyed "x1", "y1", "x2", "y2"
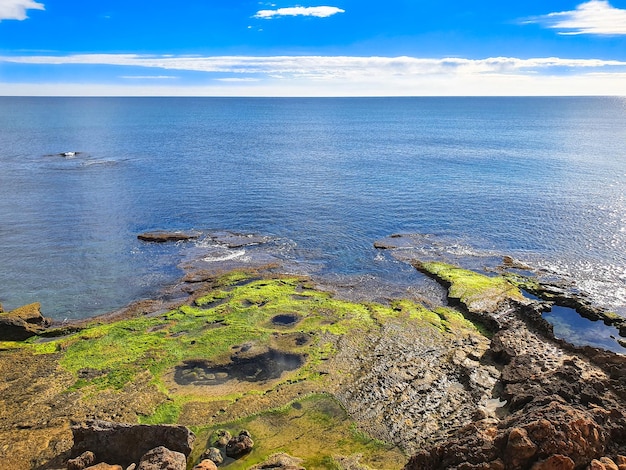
[
  {"x1": 0, "y1": 269, "x2": 492, "y2": 469},
  {"x1": 190, "y1": 394, "x2": 405, "y2": 470},
  {"x1": 414, "y1": 261, "x2": 523, "y2": 312}
]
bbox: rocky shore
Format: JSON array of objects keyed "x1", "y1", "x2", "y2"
[{"x1": 1, "y1": 231, "x2": 625, "y2": 470}]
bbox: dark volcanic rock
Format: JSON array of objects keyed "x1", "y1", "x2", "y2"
[
  {"x1": 137, "y1": 230, "x2": 201, "y2": 243},
  {"x1": 0, "y1": 302, "x2": 51, "y2": 340},
  {"x1": 70, "y1": 420, "x2": 194, "y2": 469},
  {"x1": 225, "y1": 430, "x2": 254, "y2": 458}
]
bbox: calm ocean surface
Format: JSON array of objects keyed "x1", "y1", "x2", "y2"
[{"x1": 1, "y1": 97, "x2": 625, "y2": 344}]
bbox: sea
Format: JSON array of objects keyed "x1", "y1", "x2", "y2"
[{"x1": 1, "y1": 97, "x2": 625, "y2": 351}]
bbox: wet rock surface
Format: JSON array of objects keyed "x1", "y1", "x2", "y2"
[
  {"x1": 403, "y1": 261, "x2": 626, "y2": 470},
  {"x1": 174, "y1": 350, "x2": 305, "y2": 386},
  {"x1": 2, "y1": 238, "x2": 626, "y2": 470},
  {"x1": 137, "y1": 231, "x2": 201, "y2": 243}
]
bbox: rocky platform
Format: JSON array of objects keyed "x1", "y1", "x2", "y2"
[
  {"x1": 404, "y1": 261, "x2": 626, "y2": 470},
  {"x1": 1, "y1": 234, "x2": 625, "y2": 470}
]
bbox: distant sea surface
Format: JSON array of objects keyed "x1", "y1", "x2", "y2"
[{"x1": 1, "y1": 97, "x2": 625, "y2": 329}]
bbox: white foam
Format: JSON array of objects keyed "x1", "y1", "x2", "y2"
[{"x1": 203, "y1": 249, "x2": 246, "y2": 262}]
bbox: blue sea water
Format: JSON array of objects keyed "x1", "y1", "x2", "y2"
[{"x1": 0, "y1": 97, "x2": 625, "y2": 346}]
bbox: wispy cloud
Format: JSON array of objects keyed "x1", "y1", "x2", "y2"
[
  {"x1": 2, "y1": 54, "x2": 626, "y2": 96},
  {"x1": 0, "y1": 0, "x2": 44, "y2": 21},
  {"x1": 120, "y1": 75, "x2": 178, "y2": 80},
  {"x1": 254, "y1": 6, "x2": 344, "y2": 19},
  {"x1": 3, "y1": 54, "x2": 625, "y2": 77},
  {"x1": 527, "y1": 0, "x2": 626, "y2": 35}
]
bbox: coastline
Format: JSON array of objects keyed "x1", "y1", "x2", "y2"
[{"x1": 1, "y1": 232, "x2": 625, "y2": 469}]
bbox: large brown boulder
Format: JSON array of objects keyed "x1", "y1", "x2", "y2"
[
  {"x1": 0, "y1": 302, "x2": 51, "y2": 340},
  {"x1": 137, "y1": 446, "x2": 186, "y2": 470},
  {"x1": 70, "y1": 421, "x2": 194, "y2": 469}
]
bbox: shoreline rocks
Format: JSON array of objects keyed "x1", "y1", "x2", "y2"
[
  {"x1": 0, "y1": 302, "x2": 51, "y2": 340},
  {"x1": 404, "y1": 261, "x2": 626, "y2": 470},
  {"x1": 137, "y1": 230, "x2": 201, "y2": 243}
]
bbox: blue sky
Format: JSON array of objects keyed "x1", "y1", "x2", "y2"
[{"x1": 1, "y1": 0, "x2": 626, "y2": 95}]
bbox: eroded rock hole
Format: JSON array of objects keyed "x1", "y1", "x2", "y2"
[{"x1": 174, "y1": 350, "x2": 305, "y2": 385}]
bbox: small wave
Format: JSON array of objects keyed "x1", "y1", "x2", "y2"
[
  {"x1": 80, "y1": 160, "x2": 118, "y2": 167},
  {"x1": 203, "y1": 249, "x2": 246, "y2": 262}
]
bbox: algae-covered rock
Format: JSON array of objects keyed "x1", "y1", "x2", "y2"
[
  {"x1": 0, "y1": 302, "x2": 51, "y2": 340},
  {"x1": 412, "y1": 261, "x2": 524, "y2": 315}
]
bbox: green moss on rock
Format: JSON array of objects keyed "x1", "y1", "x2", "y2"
[{"x1": 414, "y1": 261, "x2": 523, "y2": 313}]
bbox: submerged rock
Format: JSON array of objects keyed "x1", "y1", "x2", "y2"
[
  {"x1": 0, "y1": 302, "x2": 51, "y2": 340},
  {"x1": 225, "y1": 430, "x2": 254, "y2": 458},
  {"x1": 137, "y1": 230, "x2": 201, "y2": 243},
  {"x1": 199, "y1": 447, "x2": 223, "y2": 465}
]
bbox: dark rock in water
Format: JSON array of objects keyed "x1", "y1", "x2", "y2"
[
  {"x1": 67, "y1": 450, "x2": 96, "y2": 470},
  {"x1": 225, "y1": 430, "x2": 254, "y2": 458},
  {"x1": 70, "y1": 420, "x2": 194, "y2": 469},
  {"x1": 209, "y1": 231, "x2": 272, "y2": 248},
  {"x1": 199, "y1": 447, "x2": 223, "y2": 465},
  {"x1": 137, "y1": 230, "x2": 201, "y2": 243},
  {"x1": 208, "y1": 429, "x2": 231, "y2": 448},
  {"x1": 137, "y1": 446, "x2": 186, "y2": 470},
  {"x1": 0, "y1": 302, "x2": 51, "y2": 340}
]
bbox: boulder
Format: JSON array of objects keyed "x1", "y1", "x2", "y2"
[
  {"x1": 248, "y1": 452, "x2": 306, "y2": 469},
  {"x1": 84, "y1": 464, "x2": 123, "y2": 470},
  {"x1": 137, "y1": 231, "x2": 200, "y2": 243},
  {"x1": 599, "y1": 457, "x2": 620, "y2": 470},
  {"x1": 225, "y1": 430, "x2": 254, "y2": 458},
  {"x1": 68, "y1": 450, "x2": 96, "y2": 470},
  {"x1": 137, "y1": 446, "x2": 186, "y2": 470},
  {"x1": 0, "y1": 302, "x2": 51, "y2": 340},
  {"x1": 199, "y1": 447, "x2": 223, "y2": 465},
  {"x1": 531, "y1": 455, "x2": 575, "y2": 470},
  {"x1": 70, "y1": 420, "x2": 194, "y2": 469},
  {"x1": 192, "y1": 460, "x2": 218, "y2": 470},
  {"x1": 209, "y1": 429, "x2": 231, "y2": 448}
]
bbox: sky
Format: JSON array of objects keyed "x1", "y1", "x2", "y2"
[{"x1": 1, "y1": 0, "x2": 626, "y2": 96}]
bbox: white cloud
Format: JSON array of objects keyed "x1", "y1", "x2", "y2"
[
  {"x1": 120, "y1": 75, "x2": 178, "y2": 80},
  {"x1": 528, "y1": 0, "x2": 626, "y2": 35},
  {"x1": 0, "y1": 0, "x2": 44, "y2": 21},
  {"x1": 254, "y1": 6, "x2": 344, "y2": 19},
  {"x1": 1, "y1": 54, "x2": 626, "y2": 96},
  {"x1": 3, "y1": 54, "x2": 625, "y2": 77}
]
